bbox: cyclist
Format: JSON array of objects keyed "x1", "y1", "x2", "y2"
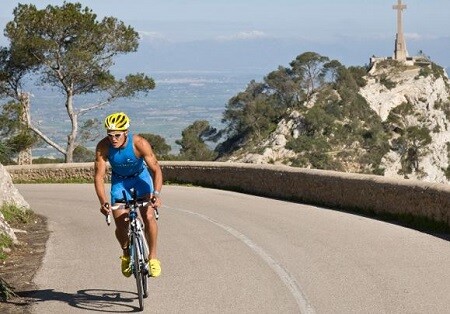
[{"x1": 94, "y1": 112, "x2": 163, "y2": 278}]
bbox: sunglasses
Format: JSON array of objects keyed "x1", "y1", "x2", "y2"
[{"x1": 107, "y1": 133, "x2": 124, "y2": 139}]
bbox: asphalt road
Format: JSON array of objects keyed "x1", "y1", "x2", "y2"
[{"x1": 17, "y1": 184, "x2": 450, "y2": 313}]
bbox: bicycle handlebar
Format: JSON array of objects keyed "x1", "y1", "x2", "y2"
[{"x1": 105, "y1": 188, "x2": 159, "y2": 225}]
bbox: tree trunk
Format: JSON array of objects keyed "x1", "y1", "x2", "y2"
[
  {"x1": 65, "y1": 90, "x2": 77, "y2": 163},
  {"x1": 17, "y1": 92, "x2": 32, "y2": 165},
  {"x1": 17, "y1": 149, "x2": 32, "y2": 165}
]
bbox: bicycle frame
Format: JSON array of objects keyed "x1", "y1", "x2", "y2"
[
  {"x1": 128, "y1": 204, "x2": 150, "y2": 275},
  {"x1": 122, "y1": 189, "x2": 151, "y2": 311}
]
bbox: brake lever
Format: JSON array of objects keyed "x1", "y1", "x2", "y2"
[{"x1": 105, "y1": 203, "x2": 111, "y2": 226}]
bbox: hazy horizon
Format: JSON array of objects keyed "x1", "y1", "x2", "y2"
[{"x1": 1, "y1": 1, "x2": 449, "y2": 73}]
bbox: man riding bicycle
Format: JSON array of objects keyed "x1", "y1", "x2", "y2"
[{"x1": 94, "y1": 112, "x2": 163, "y2": 277}]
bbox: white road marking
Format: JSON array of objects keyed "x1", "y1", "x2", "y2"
[{"x1": 166, "y1": 206, "x2": 316, "y2": 314}]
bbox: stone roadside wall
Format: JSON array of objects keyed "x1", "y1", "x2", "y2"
[{"x1": 6, "y1": 161, "x2": 450, "y2": 228}]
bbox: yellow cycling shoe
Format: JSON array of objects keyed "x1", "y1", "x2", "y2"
[
  {"x1": 120, "y1": 255, "x2": 132, "y2": 277},
  {"x1": 149, "y1": 259, "x2": 161, "y2": 277}
]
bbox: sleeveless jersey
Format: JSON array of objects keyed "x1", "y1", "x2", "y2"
[{"x1": 108, "y1": 133, "x2": 144, "y2": 177}]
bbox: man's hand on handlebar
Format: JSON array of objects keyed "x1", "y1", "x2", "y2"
[
  {"x1": 101, "y1": 202, "x2": 111, "y2": 216},
  {"x1": 150, "y1": 194, "x2": 161, "y2": 208},
  {"x1": 101, "y1": 202, "x2": 112, "y2": 226}
]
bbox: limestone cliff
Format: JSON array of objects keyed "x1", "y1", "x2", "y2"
[{"x1": 361, "y1": 61, "x2": 450, "y2": 183}]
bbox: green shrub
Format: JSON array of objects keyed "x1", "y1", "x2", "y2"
[
  {"x1": 380, "y1": 75, "x2": 397, "y2": 90},
  {"x1": 417, "y1": 67, "x2": 432, "y2": 78},
  {"x1": 33, "y1": 157, "x2": 64, "y2": 164}
]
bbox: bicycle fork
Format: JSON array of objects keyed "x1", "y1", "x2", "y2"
[{"x1": 132, "y1": 224, "x2": 150, "y2": 276}]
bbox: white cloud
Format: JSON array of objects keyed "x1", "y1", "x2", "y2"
[
  {"x1": 405, "y1": 32, "x2": 422, "y2": 40},
  {"x1": 404, "y1": 32, "x2": 440, "y2": 41},
  {"x1": 138, "y1": 31, "x2": 169, "y2": 42},
  {"x1": 215, "y1": 30, "x2": 268, "y2": 41}
]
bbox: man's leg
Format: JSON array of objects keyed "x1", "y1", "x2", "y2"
[
  {"x1": 113, "y1": 207, "x2": 132, "y2": 277},
  {"x1": 142, "y1": 206, "x2": 158, "y2": 259},
  {"x1": 113, "y1": 208, "x2": 130, "y2": 253},
  {"x1": 142, "y1": 206, "x2": 161, "y2": 277}
]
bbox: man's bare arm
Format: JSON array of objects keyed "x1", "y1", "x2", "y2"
[
  {"x1": 94, "y1": 140, "x2": 109, "y2": 206},
  {"x1": 135, "y1": 135, "x2": 163, "y2": 194}
]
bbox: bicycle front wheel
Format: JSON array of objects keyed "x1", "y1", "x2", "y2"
[
  {"x1": 132, "y1": 234, "x2": 144, "y2": 311},
  {"x1": 138, "y1": 224, "x2": 149, "y2": 298},
  {"x1": 142, "y1": 267, "x2": 148, "y2": 298},
  {"x1": 138, "y1": 232, "x2": 149, "y2": 298}
]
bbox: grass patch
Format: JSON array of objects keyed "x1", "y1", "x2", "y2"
[
  {"x1": 0, "y1": 204, "x2": 34, "y2": 225},
  {"x1": 0, "y1": 234, "x2": 12, "y2": 260},
  {"x1": 0, "y1": 204, "x2": 35, "y2": 261}
]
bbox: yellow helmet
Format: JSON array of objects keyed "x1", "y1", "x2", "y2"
[{"x1": 104, "y1": 112, "x2": 130, "y2": 131}]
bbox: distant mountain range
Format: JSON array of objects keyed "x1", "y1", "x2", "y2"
[{"x1": 114, "y1": 35, "x2": 450, "y2": 76}]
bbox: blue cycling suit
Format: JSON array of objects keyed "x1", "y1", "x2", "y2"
[{"x1": 108, "y1": 133, "x2": 154, "y2": 203}]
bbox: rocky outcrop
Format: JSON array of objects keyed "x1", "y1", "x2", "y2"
[
  {"x1": 228, "y1": 111, "x2": 300, "y2": 164},
  {"x1": 0, "y1": 164, "x2": 30, "y2": 244},
  {"x1": 228, "y1": 62, "x2": 450, "y2": 184}
]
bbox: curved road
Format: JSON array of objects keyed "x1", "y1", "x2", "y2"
[{"x1": 17, "y1": 184, "x2": 450, "y2": 313}]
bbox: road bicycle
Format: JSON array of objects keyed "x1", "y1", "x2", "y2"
[{"x1": 107, "y1": 188, "x2": 159, "y2": 311}]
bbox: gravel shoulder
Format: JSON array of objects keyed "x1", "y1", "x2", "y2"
[{"x1": 0, "y1": 213, "x2": 49, "y2": 313}]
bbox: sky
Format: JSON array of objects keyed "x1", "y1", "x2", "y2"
[{"x1": 1, "y1": 1, "x2": 449, "y2": 72}]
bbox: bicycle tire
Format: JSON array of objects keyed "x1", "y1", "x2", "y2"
[
  {"x1": 135, "y1": 220, "x2": 149, "y2": 298},
  {"x1": 138, "y1": 231, "x2": 149, "y2": 298},
  {"x1": 133, "y1": 234, "x2": 144, "y2": 311},
  {"x1": 142, "y1": 267, "x2": 148, "y2": 299}
]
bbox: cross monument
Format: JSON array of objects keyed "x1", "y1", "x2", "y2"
[{"x1": 393, "y1": 0, "x2": 408, "y2": 61}]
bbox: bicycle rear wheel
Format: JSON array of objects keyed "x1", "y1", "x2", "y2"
[{"x1": 132, "y1": 234, "x2": 144, "y2": 311}]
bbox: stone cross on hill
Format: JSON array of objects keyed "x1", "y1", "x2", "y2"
[{"x1": 393, "y1": 0, "x2": 408, "y2": 61}]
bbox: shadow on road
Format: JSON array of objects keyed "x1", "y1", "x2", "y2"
[{"x1": 18, "y1": 288, "x2": 143, "y2": 312}]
